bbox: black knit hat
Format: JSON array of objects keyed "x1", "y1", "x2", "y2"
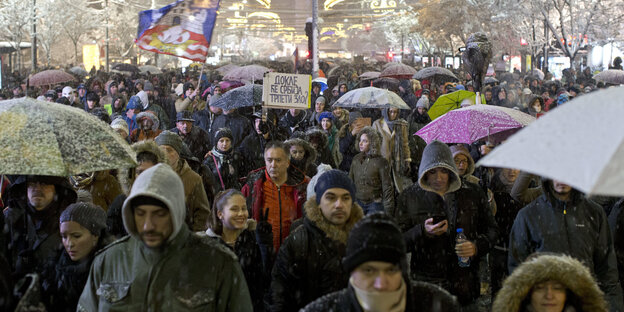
[
  {"x1": 314, "y1": 169, "x2": 356, "y2": 204},
  {"x1": 59, "y1": 202, "x2": 107, "y2": 236},
  {"x1": 214, "y1": 127, "x2": 234, "y2": 142},
  {"x1": 342, "y1": 212, "x2": 406, "y2": 273}
]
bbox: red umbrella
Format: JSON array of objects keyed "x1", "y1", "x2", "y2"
[
  {"x1": 379, "y1": 63, "x2": 417, "y2": 79},
  {"x1": 29, "y1": 70, "x2": 75, "y2": 87}
]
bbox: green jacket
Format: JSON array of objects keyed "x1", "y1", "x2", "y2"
[
  {"x1": 77, "y1": 227, "x2": 252, "y2": 312},
  {"x1": 77, "y1": 163, "x2": 252, "y2": 312}
]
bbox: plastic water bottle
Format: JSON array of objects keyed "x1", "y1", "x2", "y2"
[{"x1": 456, "y1": 228, "x2": 471, "y2": 267}]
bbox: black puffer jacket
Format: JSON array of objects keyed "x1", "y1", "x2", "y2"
[
  {"x1": 4, "y1": 176, "x2": 77, "y2": 281},
  {"x1": 394, "y1": 141, "x2": 498, "y2": 304},
  {"x1": 509, "y1": 180, "x2": 624, "y2": 311},
  {"x1": 609, "y1": 198, "x2": 624, "y2": 295},
  {"x1": 302, "y1": 281, "x2": 459, "y2": 312},
  {"x1": 269, "y1": 198, "x2": 364, "y2": 312}
]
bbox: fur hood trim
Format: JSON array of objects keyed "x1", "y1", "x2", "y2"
[
  {"x1": 284, "y1": 137, "x2": 317, "y2": 168},
  {"x1": 356, "y1": 126, "x2": 382, "y2": 157},
  {"x1": 303, "y1": 196, "x2": 364, "y2": 244},
  {"x1": 492, "y1": 254, "x2": 608, "y2": 312},
  {"x1": 305, "y1": 127, "x2": 329, "y2": 148}
]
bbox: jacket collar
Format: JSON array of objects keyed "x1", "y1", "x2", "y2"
[{"x1": 303, "y1": 197, "x2": 363, "y2": 244}]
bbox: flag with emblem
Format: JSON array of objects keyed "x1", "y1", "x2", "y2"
[{"x1": 135, "y1": 0, "x2": 220, "y2": 62}]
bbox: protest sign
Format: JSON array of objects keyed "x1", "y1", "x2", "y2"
[{"x1": 262, "y1": 73, "x2": 311, "y2": 109}]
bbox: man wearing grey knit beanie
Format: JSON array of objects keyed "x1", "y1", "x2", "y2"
[{"x1": 155, "y1": 131, "x2": 210, "y2": 232}]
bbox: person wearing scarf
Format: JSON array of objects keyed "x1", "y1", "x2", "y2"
[
  {"x1": 205, "y1": 128, "x2": 244, "y2": 193},
  {"x1": 302, "y1": 213, "x2": 459, "y2": 312}
]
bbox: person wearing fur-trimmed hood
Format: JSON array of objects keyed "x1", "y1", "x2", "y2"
[
  {"x1": 349, "y1": 126, "x2": 394, "y2": 215},
  {"x1": 493, "y1": 253, "x2": 608, "y2": 312},
  {"x1": 269, "y1": 170, "x2": 364, "y2": 311}
]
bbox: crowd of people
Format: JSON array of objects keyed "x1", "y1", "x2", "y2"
[{"x1": 1, "y1": 58, "x2": 623, "y2": 312}]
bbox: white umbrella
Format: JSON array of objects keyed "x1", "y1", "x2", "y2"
[
  {"x1": 477, "y1": 86, "x2": 624, "y2": 196},
  {"x1": 332, "y1": 87, "x2": 410, "y2": 110}
]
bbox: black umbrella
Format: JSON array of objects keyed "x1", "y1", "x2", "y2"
[
  {"x1": 111, "y1": 63, "x2": 139, "y2": 75},
  {"x1": 413, "y1": 67, "x2": 459, "y2": 82},
  {"x1": 210, "y1": 84, "x2": 263, "y2": 110}
]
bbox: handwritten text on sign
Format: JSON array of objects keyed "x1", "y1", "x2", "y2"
[{"x1": 262, "y1": 73, "x2": 311, "y2": 109}]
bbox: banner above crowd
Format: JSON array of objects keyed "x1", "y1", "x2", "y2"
[{"x1": 135, "y1": 0, "x2": 220, "y2": 62}]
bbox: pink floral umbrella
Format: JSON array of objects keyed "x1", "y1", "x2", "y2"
[{"x1": 415, "y1": 104, "x2": 535, "y2": 144}]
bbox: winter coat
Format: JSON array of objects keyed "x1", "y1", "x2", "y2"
[
  {"x1": 171, "y1": 126, "x2": 212, "y2": 161},
  {"x1": 130, "y1": 111, "x2": 163, "y2": 143},
  {"x1": 174, "y1": 159, "x2": 211, "y2": 232},
  {"x1": 306, "y1": 127, "x2": 340, "y2": 169},
  {"x1": 394, "y1": 141, "x2": 498, "y2": 304},
  {"x1": 284, "y1": 138, "x2": 318, "y2": 178},
  {"x1": 193, "y1": 109, "x2": 220, "y2": 134},
  {"x1": 203, "y1": 220, "x2": 272, "y2": 312},
  {"x1": 348, "y1": 127, "x2": 394, "y2": 213},
  {"x1": 301, "y1": 281, "x2": 459, "y2": 312},
  {"x1": 204, "y1": 148, "x2": 244, "y2": 192},
  {"x1": 493, "y1": 254, "x2": 608, "y2": 312},
  {"x1": 372, "y1": 113, "x2": 411, "y2": 192},
  {"x1": 71, "y1": 171, "x2": 123, "y2": 212},
  {"x1": 242, "y1": 168, "x2": 309, "y2": 251},
  {"x1": 41, "y1": 235, "x2": 115, "y2": 312},
  {"x1": 269, "y1": 198, "x2": 364, "y2": 312},
  {"x1": 489, "y1": 173, "x2": 523, "y2": 249},
  {"x1": 210, "y1": 112, "x2": 253, "y2": 149},
  {"x1": 175, "y1": 96, "x2": 206, "y2": 113},
  {"x1": 609, "y1": 198, "x2": 624, "y2": 295},
  {"x1": 337, "y1": 124, "x2": 359, "y2": 172},
  {"x1": 278, "y1": 110, "x2": 311, "y2": 137},
  {"x1": 508, "y1": 179, "x2": 624, "y2": 311},
  {"x1": 4, "y1": 176, "x2": 77, "y2": 281},
  {"x1": 144, "y1": 102, "x2": 170, "y2": 131},
  {"x1": 77, "y1": 163, "x2": 251, "y2": 312}
]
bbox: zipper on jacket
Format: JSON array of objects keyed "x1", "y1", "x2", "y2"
[{"x1": 278, "y1": 186, "x2": 282, "y2": 245}]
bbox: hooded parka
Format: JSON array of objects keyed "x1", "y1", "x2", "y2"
[
  {"x1": 348, "y1": 127, "x2": 394, "y2": 214},
  {"x1": 393, "y1": 141, "x2": 498, "y2": 305},
  {"x1": 493, "y1": 254, "x2": 608, "y2": 312},
  {"x1": 77, "y1": 164, "x2": 252, "y2": 312}
]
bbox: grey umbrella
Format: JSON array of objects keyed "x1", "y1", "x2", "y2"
[
  {"x1": 0, "y1": 97, "x2": 136, "y2": 176},
  {"x1": 332, "y1": 87, "x2": 410, "y2": 110},
  {"x1": 413, "y1": 66, "x2": 459, "y2": 81},
  {"x1": 593, "y1": 69, "x2": 624, "y2": 85},
  {"x1": 210, "y1": 84, "x2": 262, "y2": 110}
]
